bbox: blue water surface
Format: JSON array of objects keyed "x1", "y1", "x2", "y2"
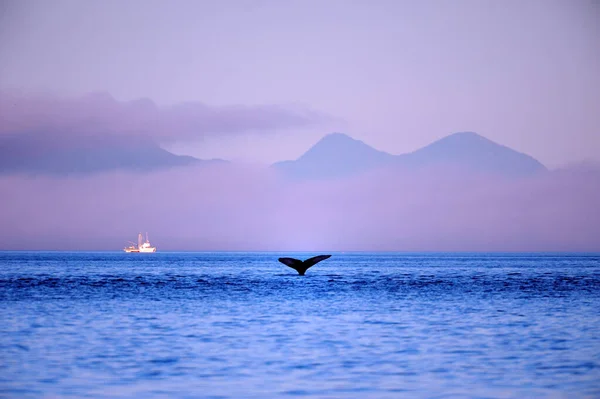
[{"x1": 1, "y1": 251, "x2": 599, "y2": 398}]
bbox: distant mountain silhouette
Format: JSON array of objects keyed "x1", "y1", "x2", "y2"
[
  {"x1": 0, "y1": 132, "x2": 225, "y2": 175},
  {"x1": 396, "y1": 132, "x2": 547, "y2": 177},
  {"x1": 272, "y1": 133, "x2": 396, "y2": 179},
  {"x1": 272, "y1": 131, "x2": 547, "y2": 179}
]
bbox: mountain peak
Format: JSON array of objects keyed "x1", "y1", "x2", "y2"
[
  {"x1": 416, "y1": 131, "x2": 520, "y2": 154},
  {"x1": 451, "y1": 131, "x2": 484, "y2": 139},
  {"x1": 448, "y1": 131, "x2": 482, "y2": 137},
  {"x1": 318, "y1": 132, "x2": 358, "y2": 142},
  {"x1": 433, "y1": 131, "x2": 492, "y2": 145},
  {"x1": 299, "y1": 132, "x2": 393, "y2": 162},
  {"x1": 272, "y1": 132, "x2": 395, "y2": 179},
  {"x1": 272, "y1": 131, "x2": 547, "y2": 180},
  {"x1": 305, "y1": 132, "x2": 373, "y2": 153},
  {"x1": 403, "y1": 131, "x2": 547, "y2": 176}
]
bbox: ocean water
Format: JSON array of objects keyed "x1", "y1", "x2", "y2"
[{"x1": 1, "y1": 252, "x2": 599, "y2": 399}]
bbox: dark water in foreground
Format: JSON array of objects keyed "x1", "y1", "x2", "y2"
[{"x1": 1, "y1": 252, "x2": 599, "y2": 399}]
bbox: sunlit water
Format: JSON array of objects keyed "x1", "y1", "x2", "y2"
[{"x1": 1, "y1": 252, "x2": 599, "y2": 398}]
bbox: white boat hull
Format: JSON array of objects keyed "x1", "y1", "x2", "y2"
[{"x1": 123, "y1": 232, "x2": 157, "y2": 253}]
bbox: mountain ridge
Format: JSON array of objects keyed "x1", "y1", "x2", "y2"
[
  {"x1": 0, "y1": 132, "x2": 227, "y2": 176},
  {"x1": 272, "y1": 131, "x2": 547, "y2": 179},
  {"x1": 273, "y1": 132, "x2": 396, "y2": 179},
  {"x1": 1, "y1": 130, "x2": 549, "y2": 178}
]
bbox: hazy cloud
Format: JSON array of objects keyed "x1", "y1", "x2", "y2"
[
  {"x1": 0, "y1": 90, "x2": 329, "y2": 142},
  {"x1": 1, "y1": 164, "x2": 598, "y2": 251}
]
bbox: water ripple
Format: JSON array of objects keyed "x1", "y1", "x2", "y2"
[{"x1": 0, "y1": 251, "x2": 599, "y2": 398}]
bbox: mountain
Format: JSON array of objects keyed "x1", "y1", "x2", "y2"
[
  {"x1": 0, "y1": 132, "x2": 225, "y2": 175},
  {"x1": 272, "y1": 133, "x2": 395, "y2": 179},
  {"x1": 396, "y1": 132, "x2": 547, "y2": 177},
  {"x1": 272, "y1": 131, "x2": 547, "y2": 180}
]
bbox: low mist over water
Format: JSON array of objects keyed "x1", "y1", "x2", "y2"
[{"x1": 1, "y1": 160, "x2": 599, "y2": 252}]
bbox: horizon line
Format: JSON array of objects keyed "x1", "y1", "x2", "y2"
[{"x1": 1, "y1": 249, "x2": 599, "y2": 255}]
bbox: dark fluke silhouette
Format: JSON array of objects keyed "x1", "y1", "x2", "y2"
[{"x1": 278, "y1": 255, "x2": 332, "y2": 275}]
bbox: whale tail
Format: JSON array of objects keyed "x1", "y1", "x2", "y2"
[{"x1": 278, "y1": 254, "x2": 332, "y2": 275}]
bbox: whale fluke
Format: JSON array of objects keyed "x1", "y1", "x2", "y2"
[{"x1": 278, "y1": 254, "x2": 332, "y2": 275}]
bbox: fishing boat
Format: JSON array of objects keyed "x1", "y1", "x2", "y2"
[{"x1": 123, "y1": 232, "x2": 157, "y2": 253}]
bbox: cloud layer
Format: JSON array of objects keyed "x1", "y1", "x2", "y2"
[
  {"x1": 0, "y1": 90, "x2": 327, "y2": 142},
  {"x1": 1, "y1": 164, "x2": 598, "y2": 252}
]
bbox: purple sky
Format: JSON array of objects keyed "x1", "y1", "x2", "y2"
[
  {"x1": 1, "y1": 0, "x2": 599, "y2": 167},
  {"x1": 1, "y1": 0, "x2": 599, "y2": 251}
]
